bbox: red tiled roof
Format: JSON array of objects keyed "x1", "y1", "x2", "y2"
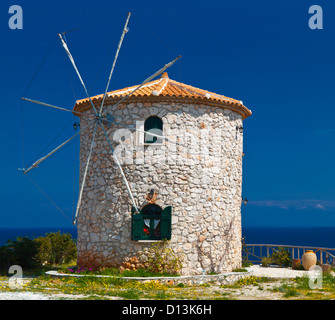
[{"x1": 73, "y1": 72, "x2": 252, "y2": 119}]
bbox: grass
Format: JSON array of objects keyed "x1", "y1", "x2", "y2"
[
  {"x1": 221, "y1": 276, "x2": 272, "y2": 289},
  {"x1": 232, "y1": 268, "x2": 248, "y2": 273},
  {"x1": 2, "y1": 262, "x2": 335, "y2": 300},
  {"x1": 61, "y1": 266, "x2": 180, "y2": 278},
  {"x1": 268, "y1": 273, "x2": 335, "y2": 299}
]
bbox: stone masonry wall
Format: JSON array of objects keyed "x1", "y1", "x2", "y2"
[{"x1": 76, "y1": 101, "x2": 244, "y2": 275}]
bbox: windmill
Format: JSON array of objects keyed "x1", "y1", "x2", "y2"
[{"x1": 19, "y1": 12, "x2": 181, "y2": 226}]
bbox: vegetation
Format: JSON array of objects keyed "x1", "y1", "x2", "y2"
[
  {"x1": 141, "y1": 240, "x2": 183, "y2": 275},
  {"x1": 0, "y1": 232, "x2": 77, "y2": 274},
  {"x1": 261, "y1": 247, "x2": 291, "y2": 267},
  {"x1": 2, "y1": 233, "x2": 335, "y2": 300},
  {"x1": 61, "y1": 266, "x2": 180, "y2": 277},
  {"x1": 0, "y1": 237, "x2": 38, "y2": 270},
  {"x1": 57, "y1": 239, "x2": 183, "y2": 278},
  {"x1": 34, "y1": 232, "x2": 77, "y2": 266},
  {"x1": 1, "y1": 261, "x2": 335, "y2": 300}
]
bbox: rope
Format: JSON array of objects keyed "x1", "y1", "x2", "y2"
[
  {"x1": 25, "y1": 118, "x2": 75, "y2": 169},
  {"x1": 133, "y1": 16, "x2": 182, "y2": 82},
  {"x1": 61, "y1": 14, "x2": 124, "y2": 35},
  {"x1": 58, "y1": 33, "x2": 98, "y2": 115},
  {"x1": 100, "y1": 55, "x2": 181, "y2": 118},
  {"x1": 88, "y1": 40, "x2": 118, "y2": 94},
  {"x1": 21, "y1": 36, "x2": 58, "y2": 97},
  {"x1": 20, "y1": 99, "x2": 25, "y2": 169},
  {"x1": 72, "y1": 136, "x2": 80, "y2": 222},
  {"x1": 133, "y1": 16, "x2": 179, "y2": 57},
  {"x1": 20, "y1": 36, "x2": 58, "y2": 169},
  {"x1": 61, "y1": 34, "x2": 77, "y2": 101},
  {"x1": 25, "y1": 174, "x2": 73, "y2": 225},
  {"x1": 23, "y1": 119, "x2": 95, "y2": 174}
]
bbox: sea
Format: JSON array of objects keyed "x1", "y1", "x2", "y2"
[
  {"x1": 0, "y1": 227, "x2": 77, "y2": 246},
  {"x1": 0, "y1": 226, "x2": 335, "y2": 248}
]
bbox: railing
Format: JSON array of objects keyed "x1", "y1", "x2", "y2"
[{"x1": 244, "y1": 244, "x2": 335, "y2": 266}]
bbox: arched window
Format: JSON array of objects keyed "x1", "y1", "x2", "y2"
[
  {"x1": 142, "y1": 204, "x2": 162, "y2": 239},
  {"x1": 131, "y1": 205, "x2": 172, "y2": 241},
  {"x1": 144, "y1": 116, "x2": 163, "y2": 144}
]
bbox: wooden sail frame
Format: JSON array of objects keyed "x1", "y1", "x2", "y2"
[{"x1": 20, "y1": 12, "x2": 181, "y2": 225}]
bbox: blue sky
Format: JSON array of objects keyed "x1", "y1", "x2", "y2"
[{"x1": 1, "y1": 0, "x2": 334, "y2": 227}]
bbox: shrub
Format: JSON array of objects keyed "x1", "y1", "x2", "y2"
[
  {"x1": 0, "y1": 232, "x2": 76, "y2": 272},
  {"x1": 261, "y1": 247, "x2": 291, "y2": 267},
  {"x1": 232, "y1": 268, "x2": 248, "y2": 273},
  {"x1": 0, "y1": 246, "x2": 10, "y2": 271},
  {"x1": 2, "y1": 237, "x2": 38, "y2": 270},
  {"x1": 140, "y1": 240, "x2": 183, "y2": 275},
  {"x1": 34, "y1": 232, "x2": 76, "y2": 266},
  {"x1": 271, "y1": 247, "x2": 291, "y2": 267},
  {"x1": 261, "y1": 257, "x2": 273, "y2": 267}
]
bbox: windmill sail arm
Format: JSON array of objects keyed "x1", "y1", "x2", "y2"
[
  {"x1": 21, "y1": 97, "x2": 98, "y2": 120},
  {"x1": 58, "y1": 33, "x2": 98, "y2": 115},
  {"x1": 99, "y1": 120, "x2": 140, "y2": 213},
  {"x1": 139, "y1": 55, "x2": 181, "y2": 88},
  {"x1": 73, "y1": 123, "x2": 98, "y2": 225},
  {"x1": 102, "y1": 55, "x2": 181, "y2": 117},
  {"x1": 21, "y1": 97, "x2": 73, "y2": 113},
  {"x1": 23, "y1": 132, "x2": 80, "y2": 174},
  {"x1": 23, "y1": 121, "x2": 93, "y2": 174},
  {"x1": 99, "y1": 12, "x2": 131, "y2": 115}
]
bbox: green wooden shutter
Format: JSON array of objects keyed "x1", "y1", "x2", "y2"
[
  {"x1": 131, "y1": 206, "x2": 142, "y2": 241},
  {"x1": 160, "y1": 206, "x2": 172, "y2": 240}
]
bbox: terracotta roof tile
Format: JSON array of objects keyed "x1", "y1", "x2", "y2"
[{"x1": 73, "y1": 72, "x2": 252, "y2": 119}]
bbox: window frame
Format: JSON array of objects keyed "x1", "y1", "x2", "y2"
[
  {"x1": 131, "y1": 205, "x2": 172, "y2": 241},
  {"x1": 144, "y1": 116, "x2": 163, "y2": 145}
]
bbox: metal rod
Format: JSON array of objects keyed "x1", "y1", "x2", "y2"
[
  {"x1": 22, "y1": 120, "x2": 94, "y2": 174},
  {"x1": 73, "y1": 122, "x2": 98, "y2": 225},
  {"x1": 23, "y1": 132, "x2": 81, "y2": 174},
  {"x1": 100, "y1": 55, "x2": 181, "y2": 118},
  {"x1": 58, "y1": 33, "x2": 99, "y2": 115},
  {"x1": 99, "y1": 120, "x2": 139, "y2": 213},
  {"x1": 21, "y1": 97, "x2": 98, "y2": 120},
  {"x1": 98, "y1": 12, "x2": 131, "y2": 116}
]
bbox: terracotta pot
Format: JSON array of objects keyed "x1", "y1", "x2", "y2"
[
  {"x1": 302, "y1": 250, "x2": 317, "y2": 270},
  {"x1": 321, "y1": 264, "x2": 331, "y2": 274},
  {"x1": 292, "y1": 259, "x2": 301, "y2": 269}
]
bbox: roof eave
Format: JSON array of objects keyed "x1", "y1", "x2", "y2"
[{"x1": 73, "y1": 96, "x2": 251, "y2": 120}]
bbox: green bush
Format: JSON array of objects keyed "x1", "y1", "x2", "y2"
[
  {"x1": 0, "y1": 246, "x2": 10, "y2": 270},
  {"x1": 0, "y1": 232, "x2": 77, "y2": 272},
  {"x1": 1, "y1": 237, "x2": 38, "y2": 270},
  {"x1": 34, "y1": 232, "x2": 77, "y2": 266},
  {"x1": 261, "y1": 247, "x2": 291, "y2": 267},
  {"x1": 261, "y1": 257, "x2": 273, "y2": 267},
  {"x1": 271, "y1": 247, "x2": 291, "y2": 267}
]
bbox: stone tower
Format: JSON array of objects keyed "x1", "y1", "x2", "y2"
[{"x1": 73, "y1": 72, "x2": 252, "y2": 275}]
